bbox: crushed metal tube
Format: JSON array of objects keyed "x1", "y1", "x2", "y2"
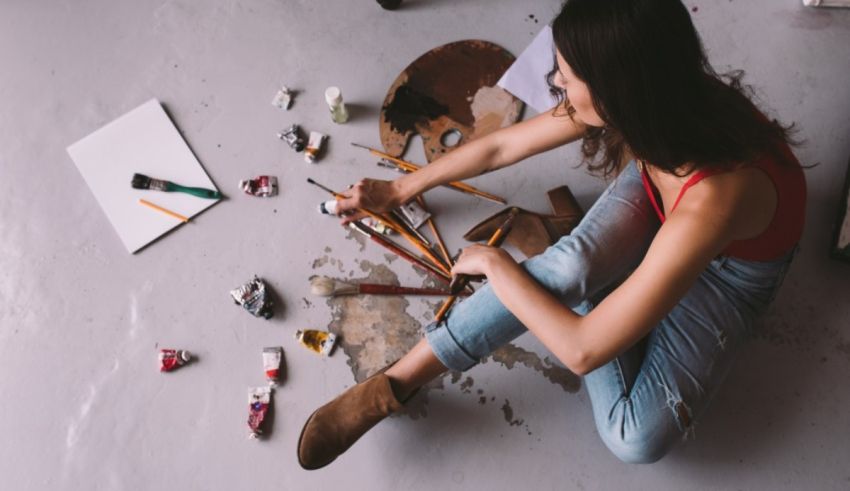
[
  {"x1": 159, "y1": 349, "x2": 191, "y2": 372},
  {"x1": 271, "y1": 86, "x2": 294, "y2": 110},
  {"x1": 295, "y1": 329, "x2": 337, "y2": 356},
  {"x1": 277, "y1": 124, "x2": 305, "y2": 152},
  {"x1": 230, "y1": 276, "x2": 274, "y2": 319},
  {"x1": 248, "y1": 386, "x2": 273, "y2": 439},
  {"x1": 240, "y1": 175, "x2": 278, "y2": 197}
]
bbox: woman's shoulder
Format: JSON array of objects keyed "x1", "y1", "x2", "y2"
[{"x1": 685, "y1": 163, "x2": 778, "y2": 241}]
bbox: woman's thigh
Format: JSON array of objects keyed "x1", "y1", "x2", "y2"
[{"x1": 584, "y1": 250, "x2": 797, "y2": 463}]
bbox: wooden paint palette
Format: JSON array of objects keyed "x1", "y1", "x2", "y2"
[{"x1": 380, "y1": 40, "x2": 523, "y2": 162}]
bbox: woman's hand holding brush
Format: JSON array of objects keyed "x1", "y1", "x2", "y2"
[{"x1": 335, "y1": 178, "x2": 404, "y2": 224}]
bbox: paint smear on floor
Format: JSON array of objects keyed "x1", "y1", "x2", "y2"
[{"x1": 315, "y1": 252, "x2": 582, "y2": 426}]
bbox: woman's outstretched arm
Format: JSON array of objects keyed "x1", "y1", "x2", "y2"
[{"x1": 335, "y1": 108, "x2": 587, "y2": 218}]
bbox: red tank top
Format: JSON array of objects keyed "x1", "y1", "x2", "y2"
[{"x1": 639, "y1": 146, "x2": 806, "y2": 261}]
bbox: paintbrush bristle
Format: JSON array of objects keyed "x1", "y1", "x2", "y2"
[
  {"x1": 309, "y1": 276, "x2": 358, "y2": 296},
  {"x1": 131, "y1": 173, "x2": 168, "y2": 191},
  {"x1": 131, "y1": 173, "x2": 152, "y2": 189}
]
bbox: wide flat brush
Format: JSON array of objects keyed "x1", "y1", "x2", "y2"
[
  {"x1": 132, "y1": 173, "x2": 222, "y2": 200},
  {"x1": 310, "y1": 276, "x2": 467, "y2": 297}
]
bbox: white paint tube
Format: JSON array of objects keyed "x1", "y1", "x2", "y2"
[
  {"x1": 318, "y1": 199, "x2": 339, "y2": 215},
  {"x1": 271, "y1": 86, "x2": 293, "y2": 110},
  {"x1": 397, "y1": 200, "x2": 431, "y2": 229},
  {"x1": 304, "y1": 132, "x2": 327, "y2": 163},
  {"x1": 262, "y1": 347, "x2": 283, "y2": 386}
]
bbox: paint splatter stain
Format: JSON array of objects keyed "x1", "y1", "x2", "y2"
[
  {"x1": 325, "y1": 260, "x2": 441, "y2": 419},
  {"x1": 459, "y1": 376, "x2": 474, "y2": 394},
  {"x1": 489, "y1": 344, "x2": 581, "y2": 393},
  {"x1": 501, "y1": 399, "x2": 524, "y2": 427}
]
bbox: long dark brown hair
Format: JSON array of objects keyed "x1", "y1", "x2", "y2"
[{"x1": 548, "y1": 0, "x2": 798, "y2": 178}]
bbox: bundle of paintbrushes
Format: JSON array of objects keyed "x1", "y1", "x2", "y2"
[
  {"x1": 310, "y1": 276, "x2": 469, "y2": 297},
  {"x1": 306, "y1": 178, "x2": 455, "y2": 286}
]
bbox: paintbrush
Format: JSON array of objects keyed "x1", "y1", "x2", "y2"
[
  {"x1": 132, "y1": 173, "x2": 222, "y2": 200},
  {"x1": 354, "y1": 143, "x2": 507, "y2": 204},
  {"x1": 416, "y1": 194, "x2": 452, "y2": 267},
  {"x1": 310, "y1": 276, "x2": 467, "y2": 297},
  {"x1": 348, "y1": 221, "x2": 451, "y2": 283},
  {"x1": 435, "y1": 207, "x2": 520, "y2": 322},
  {"x1": 306, "y1": 178, "x2": 451, "y2": 276}
]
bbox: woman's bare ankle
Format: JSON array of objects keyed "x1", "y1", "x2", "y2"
[{"x1": 384, "y1": 339, "x2": 448, "y2": 401}]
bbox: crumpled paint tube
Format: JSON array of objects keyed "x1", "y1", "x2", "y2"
[
  {"x1": 263, "y1": 347, "x2": 284, "y2": 386},
  {"x1": 248, "y1": 386, "x2": 273, "y2": 439},
  {"x1": 295, "y1": 329, "x2": 337, "y2": 356},
  {"x1": 304, "y1": 132, "x2": 327, "y2": 164},
  {"x1": 277, "y1": 124, "x2": 305, "y2": 152},
  {"x1": 271, "y1": 86, "x2": 293, "y2": 110},
  {"x1": 230, "y1": 276, "x2": 274, "y2": 319},
  {"x1": 396, "y1": 200, "x2": 431, "y2": 229},
  {"x1": 240, "y1": 175, "x2": 278, "y2": 197},
  {"x1": 159, "y1": 349, "x2": 191, "y2": 372}
]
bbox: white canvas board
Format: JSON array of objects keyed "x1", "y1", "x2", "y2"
[
  {"x1": 67, "y1": 99, "x2": 220, "y2": 253},
  {"x1": 498, "y1": 25, "x2": 559, "y2": 114}
]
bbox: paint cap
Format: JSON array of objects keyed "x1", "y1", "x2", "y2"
[{"x1": 325, "y1": 86, "x2": 343, "y2": 106}]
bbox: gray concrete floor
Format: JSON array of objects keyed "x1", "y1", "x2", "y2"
[{"x1": 2, "y1": 0, "x2": 850, "y2": 489}]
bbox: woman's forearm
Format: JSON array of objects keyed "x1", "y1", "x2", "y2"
[
  {"x1": 485, "y1": 255, "x2": 590, "y2": 374},
  {"x1": 391, "y1": 109, "x2": 587, "y2": 203}
]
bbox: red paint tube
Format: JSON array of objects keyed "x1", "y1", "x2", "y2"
[
  {"x1": 159, "y1": 349, "x2": 191, "y2": 372},
  {"x1": 263, "y1": 347, "x2": 284, "y2": 386},
  {"x1": 248, "y1": 386, "x2": 273, "y2": 439}
]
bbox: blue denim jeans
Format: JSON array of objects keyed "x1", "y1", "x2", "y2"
[{"x1": 425, "y1": 160, "x2": 797, "y2": 463}]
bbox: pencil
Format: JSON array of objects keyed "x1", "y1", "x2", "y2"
[
  {"x1": 353, "y1": 143, "x2": 507, "y2": 204},
  {"x1": 138, "y1": 199, "x2": 189, "y2": 223},
  {"x1": 434, "y1": 207, "x2": 519, "y2": 322}
]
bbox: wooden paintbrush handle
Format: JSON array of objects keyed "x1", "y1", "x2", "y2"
[
  {"x1": 358, "y1": 284, "x2": 462, "y2": 296},
  {"x1": 368, "y1": 235, "x2": 451, "y2": 284},
  {"x1": 372, "y1": 151, "x2": 506, "y2": 204},
  {"x1": 435, "y1": 295, "x2": 457, "y2": 322}
]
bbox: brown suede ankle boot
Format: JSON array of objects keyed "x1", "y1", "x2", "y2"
[
  {"x1": 463, "y1": 185, "x2": 584, "y2": 258},
  {"x1": 297, "y1": 365, "x2": 406, "y2": 470}
]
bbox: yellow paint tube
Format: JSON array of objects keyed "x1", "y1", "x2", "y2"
[{"x1": 295, "y1": 329, "x2": 336, "y2": 356}]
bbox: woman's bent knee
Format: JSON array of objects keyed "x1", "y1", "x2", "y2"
[
  {"x1": 595, "y1": 418, "x2": 679, "y2": 464},
  {"x1": 603, "y1": 437, "x2": 671, "y2": 464}
]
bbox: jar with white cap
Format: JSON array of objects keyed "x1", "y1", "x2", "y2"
[{"x1": 325, "y1": 86, "x2": 349, "y2": 124}]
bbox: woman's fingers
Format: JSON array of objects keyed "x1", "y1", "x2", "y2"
[
  {"x1": 335, "y1": 183, "x2": 365, "y2": 215},
  {"x1": 340, "y1": 210, "x2": 367, "y2": 225}
]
